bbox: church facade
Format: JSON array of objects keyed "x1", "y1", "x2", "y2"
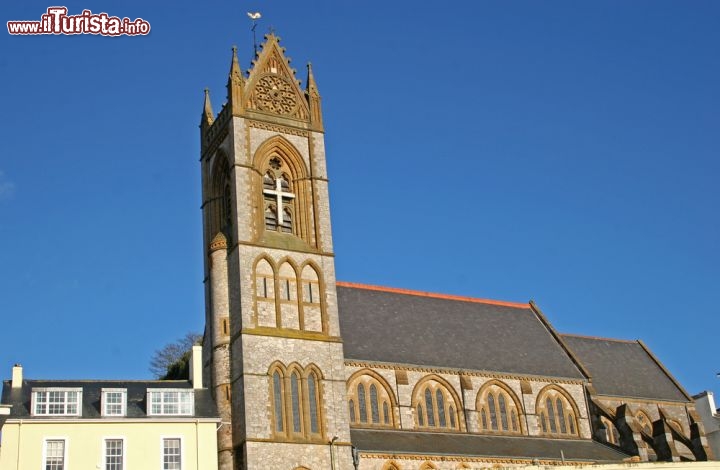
[{"x1": 199, "y1": 34, "x2": 711, "y2": 470}]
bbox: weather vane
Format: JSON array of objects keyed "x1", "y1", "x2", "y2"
[{"x1": 247, "y1": 12, "x2": 261, "y2": 58}]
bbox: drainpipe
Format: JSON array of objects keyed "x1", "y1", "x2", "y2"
[
  {"x1": 458, "y1": 372, "x2": 468, "y2": 431},
  {"x1": 16, "y1": 420, "x2": 22, "y2": 470},
  {"x1": 329, "y1": 436, "x2": 338, "y2": 470},
  {"x1": 195, "y1": 419, "x2": 200, "y2": 470}
]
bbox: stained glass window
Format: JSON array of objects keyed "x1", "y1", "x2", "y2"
[
  {"x1": 273, "y1": 371, "x2": 284, "y2": 432},
  {"x1": 291, "y1": 373, "x2": 301, "y2": 433},
  {"x1": 308, "y1": 373, "x2": 319, "y2": 434}
]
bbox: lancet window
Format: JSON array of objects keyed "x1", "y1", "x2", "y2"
[
  {"x1": 208, "y1": 152, "x2": 232, "y2": 240},
  {"x1": 300, "y1": 264, "x2": 323, "y2": 332},
  {"x1": 253, "y1": 258, "x2": 277, "y2": 328}
]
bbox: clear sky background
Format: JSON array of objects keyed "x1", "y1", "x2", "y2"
[{"x1": 1, "y1": 1, "x2": 718, "y2": 396}]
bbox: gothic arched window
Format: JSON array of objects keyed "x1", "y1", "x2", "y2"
[
  {"x1": 253, "y1": 258, "x2": 277, "y2": 328},
  {"x1": 307, "y1": 371, "x2": 320, "y2": 435},
  {"x1": 477, "y1": 382, "x2": 523, "y2": 434},
  {"x1": 272, "y1": 370, "x2": 284, "y2": 433},
  {"x1": 347, "y1": 371, "x2": 396, "y2": 428},
  {"x1": 269, "y1": 363, "x2": 324, "y2": 441},
  {"x1": 208, "y1": 152, "x2": 232, "y2": 241},
  {"x1": 262, "y1": 157, "x2": 296, "y2": 234},
  {"x1": 412, "y1": 378, "x2": 460, "y2": 431},
  {"x1": 290, "y1": 370, "x2": 303, "y2": 435},
  {"x1": 278, "y1": 261, "x2": 300, "y2": 329},
  {"x1": 536, "y1": 387, "x2": 579, "y2": 437},
  {"x1": 600, "y1": 416, "x2": 620, "y2": 445},
  {"x1": 300, "y1": 263, "x2": 324, "y2": 332}
]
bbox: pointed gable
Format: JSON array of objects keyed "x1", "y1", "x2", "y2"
[{"x1": 244, "y1": 34, "x2": 310, "y2": 122}]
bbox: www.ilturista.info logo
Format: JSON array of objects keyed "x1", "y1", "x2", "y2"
[{"x1": 7, "y1": 7, "x2": 150, "y2": 36}]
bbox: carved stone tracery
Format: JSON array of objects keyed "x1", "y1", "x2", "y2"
[{"x1": 255, "y1": 75, "x2": 298, "y2": 115}]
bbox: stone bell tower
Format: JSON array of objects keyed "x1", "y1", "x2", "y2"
[{"x1": 200, "y1": 34, "x2": 352, "y2": 470}]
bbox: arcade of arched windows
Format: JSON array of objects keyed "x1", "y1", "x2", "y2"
[
  {"x1": 269, "y1": 362, "x2": 324, "y2": 442},
  {"x1": 252, "y1": 256, "x2": 326, "y2": 333},
  {"x1": 345, "y1": 372, "x2": 586, "y2": 438}
]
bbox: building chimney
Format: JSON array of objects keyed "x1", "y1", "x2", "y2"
[
  {"x1": 190, "y1": 346, "x2": 203, "y2": 389},
  {"x1": 11, "y1": 364, "x2": 22, "y2": 389}
]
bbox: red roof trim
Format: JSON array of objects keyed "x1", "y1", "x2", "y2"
[{"x1": 335, "y1": 281, "x2": 528, "y2": 309}]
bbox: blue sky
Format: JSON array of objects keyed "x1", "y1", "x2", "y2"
[{"x1": 1, "y1": 1, "x2": 718, "y2": 396}]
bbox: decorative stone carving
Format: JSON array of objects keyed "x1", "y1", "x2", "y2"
[{"x1": 254, "y1": 75, "x2": 298, "y2": 115}]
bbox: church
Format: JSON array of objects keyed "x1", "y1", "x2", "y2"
[{"x1": 198, "y1": 33, "x2": 712, "y2": 470}]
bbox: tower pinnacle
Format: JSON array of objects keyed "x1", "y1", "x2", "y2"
[
  {"x1": 306, "y1": 62, "x2": 323, "y2": 131},
  {"x1": 227, "y1": 45, "x2": 245, "y2": 116},
  {"x1": 200, "y1": 87, "x2": 214, "y2": 130}
]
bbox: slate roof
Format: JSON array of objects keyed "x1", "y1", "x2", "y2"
[
  {"x1": 337, "y1": 284, "x2": 586, "y2": 380},
  {"x1": 560, "y1": 334, "x2": 690, "y2": 402},
  {"x1": 351, "y1": 429, "x2": 631, "y2": 463},
  {"x1": 1, "y1": 379, "x2": 218, "y2": 419}
]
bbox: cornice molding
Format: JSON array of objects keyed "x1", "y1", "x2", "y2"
[
  {"x1": 343, "y1": 361, "x2": 585, "y2": 386},
  {"x1": 358, "y1": 452, "x2": 587, "y2": 465},
  {"x1": 248, "y1": 119, "x2": 310, "y2": 137},
  {"x1": 239, "y1": 327, "x2": 342, "y2": 343}
]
